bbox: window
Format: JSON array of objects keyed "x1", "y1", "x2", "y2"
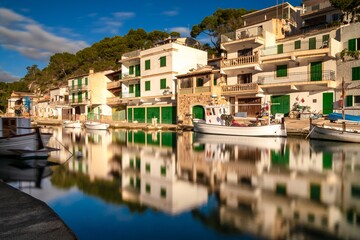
[
  {"x1": 238, "y1": 48, "x2": 252, "y2": 57},
  {"x1": 78, "y1": 78, "x2": 82, "y2": 87},
  {"x1": 237, "y1": 74, "x2": 252, "y2": 84},
  {"x1": 322, "y1": 34, "x2": 329, "y2": 47},
  {"x1": 160, "y1": 56, "x2": 166, "y2": 67},
  {"x1": 276, "y1": 65, "x2": 287, "y2": 77},
  {"x1": 294, "y1": 40, "x2": 301, "y2": 49},
  {"x1": 130, "y1": 159, "x2": 134, "y2": 168},
  {"x1": 277, "y1": 44, "x2": 283, "y2": 54},
  {"x1": 355, "y1": 96, "x2": 360, "y2": 106},
  {"x1": 72, "y1": 80, "x2": 74, "y2": 89},
  {"x1": 85, "y1": 91, "x2": 88, "y2": 100},
  {"x1": 136, "y1": 158, "x2": 141, "y2": 170},
  {"x1": 346, "y1": 95, "x2": 353, "y2": 107},
  {"x1": 352, "y1": 67, "x2": 360, "y2": 80},
  {"x1": 129, "y1": 84, "x2": 134, "y2": 93},
  {"x1": 309, "y1": 37, "x2": 316, "y2": 50},
  {"x1": 308, "y1": 214, "x2": 315, "y2": 223},
  {"x1": 130, "y1": 177, "x2": 134, "y2": 187},
  {"x1": 161, "y1": 166, "x2": 166, "y2": 176},
  {"x1": 146, "y1": 183, "x2": 151, "y2": 193},
  {"x1": 129, "y1": 65, "x2": 134, "y2": 75},
  {"x1": 145, "y1": 60, "x2": 151, "y2": 70},
  {"x1": 145, "y1": 81, "x2": 151, "y2": 91},
  {"x1": 276, "y1": 183, "x2": 287, "y2": 195},
  {"x1": 348, "y1": 38, "x2": 360, "y2": 51},
  {"x1": 196, "y1": 78, "x2": 204, "y2": 87},
  {"x1": 160, "y1": 187, "x2": 166, "y2": 198},
  {"x1": 85, "y1": 77, "x2": 88, "y2": 85},
  {"x1": 145, "y1": 163, "x2": 150, "y2": 173},
  {"x1": 351, "y1": 185, "x2": 360, "y2": 198},
  {"x1": 72, "y1": 93, "x2": 75, "y2": 103},
  {"x1": 160, "y1": 78, "x2": 167, "y2": 89}
]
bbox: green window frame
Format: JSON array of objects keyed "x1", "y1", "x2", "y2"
[
  {"x1": 346, "y1": 95, "x2": 353, "y2": 107},
  {"x1": 145, "y1": 163, "x2": 150, "y2": 173},
  {"x1": 160, "y1": 187, "x2": 166, "y2": 198},
  {"x1": 196, "y1": 78, "x2": 204, "y2": 87},
  {"x1": 160, "y1": 56, "x2": 166, "y2": 67},
  {"x1": 349, "y1": 38, "x2": 356, "y2": 51},
  {"x1": 294, "y1": 40, "x2": 301, "y2": 49},
  {"x1": 160, "y1": 166, "x2": 166, "y2": 176},
  {"x1": 160, "y1": 78, "x2": 167, "y2": 89},
  {"x1": 352, "y1": 67, "x2": 360, "y2": 80},
  {"x1": 276, "y1": 65, "x2": 287, "y2": 77},
  {"x1": 129, "y1": 84, "x2": 134, "y2": 93},
  {"x1": 145, "y1": 60, "x2": 151, "y2": 70},
  {"x1": 129, "y1": 65, "x2": 134, "y2": 75},
  {"x1": 309, "y1": 37, "x2": 316, "y2": 50},
  {"x1": 145, "y1": 81, "x2": 151, "y2": 91},
  {"x1": 277, "y1": 44, "x2": 284, "y2": 54},
  {"x1": 146, "y1": 183, "x2": 151, "y2": 193}
]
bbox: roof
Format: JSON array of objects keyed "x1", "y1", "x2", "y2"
[
  {"x1": 243, "y1": 2, "x2": 297, "y2": 18},
  {"x1": 10, "y1": 92, "x2": 36, "y2": 98},
  {"x1": 176, "y1": 66, "x2": 218, "y2": 78}
]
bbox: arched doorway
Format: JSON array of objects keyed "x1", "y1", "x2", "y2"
[{"x1": 192, "y1": 105, "x2": 205, "y2": 120}]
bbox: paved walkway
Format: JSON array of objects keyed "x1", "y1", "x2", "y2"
[{"x1": 0, "y1": 181, "x2": 77, "y2": 240}]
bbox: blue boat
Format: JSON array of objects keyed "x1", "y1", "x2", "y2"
[{"x1": 328, "y1": 113, "x2": 360, "y2": 122}]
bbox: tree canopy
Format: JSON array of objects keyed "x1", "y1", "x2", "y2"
[
  {"x1": 330, "y1": 0, "x2": 360, "y2": 22},
  {"x1": 190, "y1": 8, "x2": 252, "y2": 54}
]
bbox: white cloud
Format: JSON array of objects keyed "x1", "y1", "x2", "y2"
[
  {"x1": 169, "y1": 27, "x2": 190, "y2": 37},
  {"x1": 0, "y1": 8, "x2": 88, "y2": 61},
  {"x1": 93, "y1": 12, "x2": 135, "y2": 34},
  {"x1": 162, "y1": 10, "x2": 179, "y2": 17},
  {"x1": 0, "y1": 68, "x2": 20, "y2": 82}
]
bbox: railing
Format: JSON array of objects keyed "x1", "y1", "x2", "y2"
[
  {"x1": 195, "y1": 86, "x2": 211, "y2": 93},
  {"x1": 70, "y1": 99, "x2": 90, "y2": 105},
  {"x1": 107, "y1": 81, "x2": 122, "y2": 89},
  {"x1": 221, "y1": 26, "x2": 263, "y2": 43},
  {"x1": 221, "y1": 83, "x2": 258, "y2": 93},
  {"x1": 49, "y1": 100, "x2": 69, "y2": 106},
  {"x1": 121, "y1": 92, "x2": 136, "y2": 98},
  {"x1": 302, "y1": 1, "x2": 332, "y2": 15},
  {"x1": 260, "y1": 39, "x2": 329, "y2": 56},
  {"x1": 179, "y1": 88, "x2": 192, "y2": 94},
  {"x1": 122, "y1": 49, "x2": 141, "y2": 59},
  {"x1": 107, "y1": 97, "x2": 121, "y2": 105},
  {"x1": 69, "y1": 85, "x2": 89, "y2": 91},
  {"x1": 257, "y1": 70, "x2": 335, "y2": 84},
  {"x1": 221, "y1": 54, "x2": 259, "y2": 68}
]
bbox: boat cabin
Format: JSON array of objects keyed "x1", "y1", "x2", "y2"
[
  {"x1": 0, "y1": 117, "x2": 32, "y2": 137},
  {"x1": 204, "y1": 105, "x2": 230, "y2": 125}
]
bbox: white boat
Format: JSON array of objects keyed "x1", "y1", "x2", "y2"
[
  {"x1": 309, "y1": 120, "x2": 360, "y2": 143},
  {"x1": 193, "y1": 105, "x2": 287, "y2": 137},
  {"x1": 63, "y1": 120, "x2": 82, "y2": 128},
  {"x1": 84, "y1": 121, "x2": 109, "y2": 130}
]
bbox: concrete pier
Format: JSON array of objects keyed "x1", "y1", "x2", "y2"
[{"x1": 0, "y1": 181, "x2": 77, "y2": 240}]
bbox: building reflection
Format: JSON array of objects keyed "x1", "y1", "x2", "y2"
[{"x1": 48, "y1": 128, "x2": 360, "y2": 239}]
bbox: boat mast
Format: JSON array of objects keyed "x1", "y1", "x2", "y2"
[{"x1": 342, "y1": 77, "x2": 346, "y2": 120}]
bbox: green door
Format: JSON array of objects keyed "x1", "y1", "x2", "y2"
[
  {"x1": 135, "y1": 83, "x2": 140, "y2": 97},
  {"x1": 134, "y1": 107, "x2": 145, "y2": 123},
  {"x1": 323, "y1": 92, "x2": 333, "y2": 115},
  {"x1": 161, "y1": 106, "x2": 176, "y2": 124},
  {"x1": 135, "y1": 64, "x2": 141, "y2": 77},
  {"x1": 270, "y1": 95, "x2": 290, "y2": 115},
  {"x1": 147, "y1": 107, "x2": 160, "y2": 123},
  {"x1": 192, "y1": 105, "x2": 205, "y2": 119},
  {"x1": 310, "y1": 61, "x2": 322, "y2": 81},
  {"x1": 127, "y1": 107, "x2": 133, "y2": 122}
]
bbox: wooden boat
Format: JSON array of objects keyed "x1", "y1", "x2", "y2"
[
  {"x1": 63, "y1": 120, "x2": 82, "y2": 128},
  {"x1": 84, "y1": 121, "x2": 109, "y2": 130},
  {"x1": 309, "y1": 119, "x2": 360, "y2": 143},
  {"x1": 193, "y1": 105, "x2": 287, "y2": 137}
]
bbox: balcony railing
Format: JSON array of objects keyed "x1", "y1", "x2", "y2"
[
  {"x1": 49, "y1": 100, "x2": 69, "y2": 106},
  {"x1": 260, "y1": 39, "x2": 329, "y2": 57},
  {"x1": 302, "y1": 1, "x2": 332, "y2": 15},
  {"x1": 121, "y1": 92, "x2": 136, "y2": 98},
  {"x1": 221, "y1": 54, "x2": 259, "y2": 68},
  {"x1": 257, "y1": 70, "x2": 335, "y2": 85},
  {"x1": 221, "y1": 83, "x2": 259, "y2": 93},
  {"x1": 69, "y1": 85, "x2": 89, "y2": 91},
  {"x1": 122, "y1": 49, "x2": 141, "y2": 59},
  {"x1": 107, "y1": 81, "x2": 122, "y2": 89},
  {"x1": 195, "y1": 86, "x2": 211, "y2": 93},
  {"x1": 70, "y1": 99, "x2": 90, "y2": 105},
  {"x1": 107, "y1": 97, "x2": 121, "y2": 105},
  {"x1": 221, "y1": 26, "x2": 264, "y2": 43}
]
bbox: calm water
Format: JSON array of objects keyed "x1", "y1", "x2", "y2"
[{"x1": 1, "y1": 127, "x2": 360, "y2": 240}]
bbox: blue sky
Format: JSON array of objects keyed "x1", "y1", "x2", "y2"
[{"x1": 0, "y1": 0, "x2": 301, "y2": 82}]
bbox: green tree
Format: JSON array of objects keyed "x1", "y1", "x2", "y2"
[
  {"x1": 190, "y1": 8, "x2": 252, "y2": 53},
  {"x1": 330, "y1": 0, "x2": 360, "y2": 22}
]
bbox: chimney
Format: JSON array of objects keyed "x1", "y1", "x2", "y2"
[{"x1": 89, "y1": 68, "x2": 94, "y2": 74}]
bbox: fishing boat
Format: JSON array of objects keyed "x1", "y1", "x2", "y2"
[
  {"x1": 63, "y1": 120, "x2": 82, "y2": 128},
  {"x1": 309, "y1": 120, "x2": 360, "y2": 143},
  {"x1": 84, "y1": 121, "x2": 109, "y2": 130},
  {"x1": 192, "y1": 105, "x2": 287, "y2": 137}
]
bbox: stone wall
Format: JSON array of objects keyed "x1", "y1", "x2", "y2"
[{"x1": 177, "y1": 93, "x2": 213, "y2": 125}]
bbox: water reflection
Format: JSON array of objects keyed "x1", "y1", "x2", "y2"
[{"x1": 3, "y1": 127, "x2": 360, "y2": 239}]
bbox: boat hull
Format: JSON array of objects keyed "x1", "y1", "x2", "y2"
[
  {"x1": 63, "y1": 121, "x2": 82, "y2": 128},
  {"x1": 193, "y1": 121, "x2": 287, "y2": 137},
  {"x1": 0, "y1": 132, "x2": 43, "y2": 156},
  {"x1": 84, "y1": 122, "x2": 109, "y2": 130},
  {"x1": 310, "y1": 124, "x2": 360, "y2": 143}
]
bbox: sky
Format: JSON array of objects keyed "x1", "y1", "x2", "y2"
[{"x1": 0, "y1": 0, "x2": 301, "y2": 83}]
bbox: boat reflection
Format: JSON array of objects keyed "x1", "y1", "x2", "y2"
[{"x1": 46, "y1": 128, "x2": 360, "y2": 239}]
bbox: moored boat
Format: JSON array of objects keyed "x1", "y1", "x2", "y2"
[
  {"x1": 192, "y1": 105, "x2": 287, "y2": 137},
  {"x1": 63, "y1": 120, "x2": 82, "y2": 128},
  {"x1": 84, "y1": 121, "x2": 109, "y2": 130},
  {"x1": 309, "y1": 120, "x2": 360, "y2": 143}
]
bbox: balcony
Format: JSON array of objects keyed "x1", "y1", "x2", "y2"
[
  {"x1": 69, "y1": 85, "x2": 89, "y2": 92},
  {"x1": 221, "y1": 83, "x2": 259, "y2": 95},
  {"x1": 221, "y1": 54, "x2": 259, "y2": 68},
  {"x1": 49, "y1": 100, "x2": 69, "y2": 106},
  {"x1": 107, "y1": 97, "x2": 121, "y2": 105},
  {"x1": 107, "y1": 81, "x2": 122, "y2": 90},
  {"x1": 257, "y1": 70, "x2": 335, "y2": 85},
  {"x1": 70, "y1": 99, "x2": 90, "y2": 105},
  {"x1": 120, "y1": 50, "x2": 141, "y2": 62},
  {"x1": 221, "y1": 26, "x2": 264, "y2": 44},
  {"x1": 301, "y1": 1, "x2": 333, "y2": 16},
  {"x1": 121, "y1": 92, "x2": 136, "y2": 98}
]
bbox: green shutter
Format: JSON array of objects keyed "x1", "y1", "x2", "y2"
[
  {"x1": 135, "y1": 83, "x2": 140, "y2": 97},
  {"x1": 322, "y1": 34, "x2": 329, "y2": 44},
  {"x1": 346, "y1": 95, "x2": 353, "y2": 107},
  {"x1": 352, "y1": 67, "x2": 360, "y2": 80},
  {"x1": 310, "y1": 183, "x2": 321, "y2": 201},
  {"x1": 78, "y1": 92, "x2": 82, "y2": 103},
  {"x1": 160, "y1": 166, "x2": 166, "y2": 176},
  {"x1": 323, "y1": 92, "x2": 333, "y2": 115},
  {"x1": 196, "y1": 78, "x2": 204, "y2": 87},
  {"x1": 161, "y1": 106, "x2": 176, "y2": 124},
  {"x1": 136, "y1": 157, "x2": 141, "y2": 170},
  {"x1": 119, "y1": 73, "x2": 122, "y2": 80},
  {"x1": 160, "y1": 56, "x2": 166, "y2": 67},
  {"x1": 295, "y1": 40, "x2": 301, "y2": 49},
  {"x1": 85, "y1": 91, "x2": 88, "y2": 100},
  {"x1": 134, "y1": 107, "x2": 145, "y2": 123},
  {"x1": 146, "y1": 163, "x2": 151, "y2": 173},
  {"x1": 160, "y1": 78, "x2": 167, "y2": 89},
  {"x1": 129, "y1": 84, "x2": 134, "y2": 93},
  {"x1": 310, "y1": 61, "x2": 322, "y2": 81},
  {"x1": 135, "y1": 64, "x2": 140, "y2": 76},
  {"x1": 213, "y1": 78, "x2": 217, "y2": 86},
  {"x1": 145, "y1": 60, "x2": 150, "y2": 70},
  {"x1": 72, "y1": 93, "x2": 75, "y2": 103},
  {"x1": 129, "y1": 66, "x2": 134, "y2": 75},
  {"x1": 276, "y1": 65, "x2": 287, "y2": 77},
  {"x1": 351, "y1": 185, "x2": 360, "y2": 198},
  {"x1": 349, "y1": 39, "x2": 356, "y2": 51},
  {"x1": 78, "y1": 78, "x2": 82, "y2": 87},
  {"x1": 276, "y1": 183, "x2": 287, "y2": 195},
  {"x1": 277, "y1": 44, "x2": 284, "y2": 54},
  {"x1": 309, "y1": 37, "x2": 316, "y2": 50},
  {"x1": 128, "y1": 107, "x2": 133, "y2": 122},
  {"x1": 146, "y1": 184, "x2": 151, "y2": 193},
  {"x1": 72, "y1": 80, "x2": 74, "y2": 89},
  {"x1": 160, "y1": 187, "x2": 166, "y2": 198},
  {"x1": 145, "y1": 81, "x2": 150, "y2": 91},
  {"x1": 85, "y1": 77, "x2": 88, "y2": 85}
]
